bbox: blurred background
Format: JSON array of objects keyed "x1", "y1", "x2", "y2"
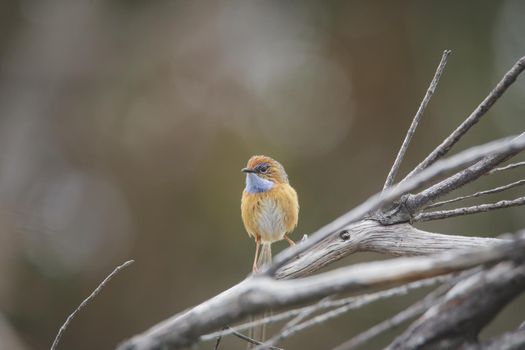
[{"x1": 0, "y1": 1, "x2": 524, "y2": 349}]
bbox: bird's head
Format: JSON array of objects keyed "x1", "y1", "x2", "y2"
[{"x1": 242, "y1": 155, "x2": 289, "y2": 192}]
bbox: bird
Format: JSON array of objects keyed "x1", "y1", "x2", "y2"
[{"x1": 241, "y1": 155, "x2": 299, "y2": 272}]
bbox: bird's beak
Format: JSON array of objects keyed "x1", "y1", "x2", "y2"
[{"x1": 242, "y1": 167, "x2": 255, "y2": 173}]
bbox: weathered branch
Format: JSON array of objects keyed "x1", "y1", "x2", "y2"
[
  {"x1": 386, "y1": 261, "x2": 525, "y2": 350},
  {"x1": 401, "y1": 56, "x2": 525, "y2": 183},
  {"x1": 275, "y1": 221, "x2": 499, "y2": 279},
  {"x1": 383, "y1": 49, "x2": 451, "y2": 191},
  {"x1": 427, "y1": 179, "x2": 525, "y2": 209},
  {"x1": 414, "y1": 196, "x2": 525, "y2": 222},
  {"x1": 116, "y1": 233, "x2": 525, "y2": 350}
]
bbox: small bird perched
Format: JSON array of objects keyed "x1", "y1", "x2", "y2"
[{"x1": 241, "y1": 155, "x2": 299, "y2": 272}]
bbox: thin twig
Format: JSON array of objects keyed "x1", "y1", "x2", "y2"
[
  {"x1": 414, "y1": 196, "x2": 525, "y2": 222},
  {"x1": 212, "y1": 325, "x2": 282, "y2": 350},
  {"x1": 489, "y1": 160, "x2": 525, "y2": 174},
  {"x1": 401, "y1": 56, "x2": 525, "y2": 183},
  {"x1": 426, "y1": 179, "x2": 525, "y2": 209},
  {"x1": 383, "y1": 50, "x2": 451, "y2": 192},
  {"x1": 213, "y1": 326, "x2": 228, "y2": 350},
  {"x1": 226, "y1": 327, "x2": 282, "y2": 350},
  {"x1": 51, "y1": 260, "x2": 134, "y2": 350},
  {"x1": 203, "y1": 275, "x2": 449, "y2": 342},
  {"x1": 213, "y1": 332, "x2": 223, "y2": 350}
]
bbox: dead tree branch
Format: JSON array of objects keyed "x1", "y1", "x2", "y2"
[
  {"x1": 275, "y1": 221, "x2": 500, "y2": 279},
  {"x1": 386, "y1": 261, "x2": 525, "y2": 350}
]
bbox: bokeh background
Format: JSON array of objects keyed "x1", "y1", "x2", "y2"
[{"x1": 0, "y1": 1, "x2": 524, "y2": 349}]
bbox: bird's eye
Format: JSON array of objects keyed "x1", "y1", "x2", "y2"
[{"x1": 258, "y1": 164, "x2": 269, "y2": 173}]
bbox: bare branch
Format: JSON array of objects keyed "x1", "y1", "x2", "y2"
[
  {"x1": 270, "y1": 135, "x2": 525, "y2": 275},
  {"x1": 116, "y1": 233, "x2": 525, "y2": 350},
  {"x1": 414, "y1": 196, "x2": 525, "y2": 222},
  {"x1": 275, "y1": 221, "x2": 499, "y2": 279},
  {"x1": 383, "y1": 50, "x2": 451, "y2": 191},
  {"x1": 51, "y1": 260, "x2": 134, "y2": 350},
  {"x1": 426, "y1": 179, "x2": 525, "y2": 209},
  {"x1": 386, "y1": 262, "x2": 525, "y2": 350},
  {"x1": 489, "y1": 160, "x2": 525, "y2": 175},
  {"x1": 401, "y1": 56, "x2": 525, "y2": 183}
]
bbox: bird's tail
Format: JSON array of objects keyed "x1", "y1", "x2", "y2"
[
  {"x1": 256, "y1": 242, "x2": 272, "y2": 269},
  {"x1": 248, "y1": 243, "x2": 272, "y2": 348}
]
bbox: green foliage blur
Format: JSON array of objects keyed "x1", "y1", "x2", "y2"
[{"x1": 0, "y1": 1, "x2": 524, "y2": 349}]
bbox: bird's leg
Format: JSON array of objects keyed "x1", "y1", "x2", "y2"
[
  {"x1": 252, "y1": 236, "x2": 261, "y2": 273},
  {"x1": 284, "y1": 235, "x2": 295, "y2": 246}
]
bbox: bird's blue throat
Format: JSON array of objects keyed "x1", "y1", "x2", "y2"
[{"x1": 245, "y1": 173, "x2": 274, "y2": 193}]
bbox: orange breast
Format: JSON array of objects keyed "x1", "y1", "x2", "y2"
[{"x1": 241, "y1": 183, "x2": 299, "y2": 243}]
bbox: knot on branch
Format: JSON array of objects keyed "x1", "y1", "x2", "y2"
[{"x1": 339, "y1": 230, "x2": 352, "y2": 241}]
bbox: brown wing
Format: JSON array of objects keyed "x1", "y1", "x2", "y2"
[
  {"x1": 241, "y1": 190, "x2": 261, "y2": 239},
  {"x1": 274, "y1": 184, "x2": 299, "y2": 233}
]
